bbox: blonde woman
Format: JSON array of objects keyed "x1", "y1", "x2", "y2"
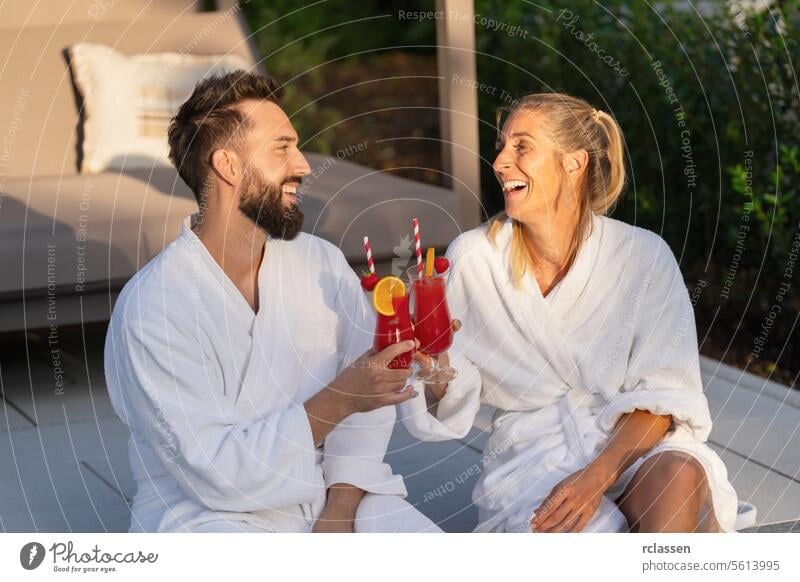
[{"x1": 402, "y1": 93, "x2": 752, "y2": 533}]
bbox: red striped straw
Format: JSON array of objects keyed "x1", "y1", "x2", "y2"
[
  {"x1": 363, "y1": 236, "x2": 375, "y2": 274},
  {"x1": 412, "y1": 218, "x2": 422, "y2": 274}
]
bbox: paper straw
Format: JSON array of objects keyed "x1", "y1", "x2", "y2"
[
  {"x1": 412, "y1": 218, "x2": 422, "y2": 274},
  {"x1": 363, "y1": 236, "x2": 375, "y2": 274}
]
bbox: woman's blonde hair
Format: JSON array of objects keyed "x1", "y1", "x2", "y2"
[{"x1": 488, "y1": 93, "x2": 626, "y2": 286}]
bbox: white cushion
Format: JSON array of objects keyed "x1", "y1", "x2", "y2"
[{"x1": 69, "y1": 42, "x2": 250, "y2": 174}]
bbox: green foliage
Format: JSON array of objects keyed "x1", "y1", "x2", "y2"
[
  {"x1": 474, "y1": 0, "x2": 799, "y2": 288},
  {"x1": 237, "y1": 1, "x2": 797, "y2": 369},
  {"x1": 241, "y1": 0, "x2": 436, "y2": 153}
]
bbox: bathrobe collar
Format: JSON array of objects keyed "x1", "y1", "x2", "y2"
[{"x1": 492, "y1": 214, "x2": 605, "y2": 392}]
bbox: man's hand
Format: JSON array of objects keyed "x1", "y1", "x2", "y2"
[
  {"x1": 312, "y1": 483, "x2": 364, "y2": 533},
  {"x1": 330, "y1": 341, "x2": 419, "y2": 413},
  {"x1": 305, "y1": 341, "x2": 418, "y2": 445},
  {"x1": 530, "y1": 462, "x2": 617, "y2": 533}
]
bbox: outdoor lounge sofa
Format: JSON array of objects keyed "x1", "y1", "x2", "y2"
[{"x1": 0, "y1": 4, "x2": 471, "y2": 332}]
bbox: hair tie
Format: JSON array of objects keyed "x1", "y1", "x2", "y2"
[{"x1": 592, "y1": 108, "x2": 601, "y2": 121}]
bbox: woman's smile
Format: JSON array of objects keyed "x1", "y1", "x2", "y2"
[{"x1": 502, "y1": 179, "x2": 529, "y2": 198}]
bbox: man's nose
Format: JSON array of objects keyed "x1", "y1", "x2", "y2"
[{"x1": 293, "y1": 151, "x2": 311, "y2": 177}]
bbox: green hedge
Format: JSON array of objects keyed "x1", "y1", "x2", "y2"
[
  {"x1": 473, "y1": 0, "x2": 798, "y2": 379},
  {"x1": 239, "y1": 0, "x2": 798, "y2": 379},
  {"x1": 241, "y1": 0, "x2": 435, "y2": 154}
]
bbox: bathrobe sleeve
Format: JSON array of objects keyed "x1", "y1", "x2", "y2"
[
  {"x1": 320, "y1": 256, "x2": 407, "y2": 496},
  {"x1": 596, "y1": 238, "x2": 713, "y2": 440},
  {"x1": 399, "y1": 240, "x2": 483, "y2": 441},
  {"x1": 105, "y1": 309, "x2": 320, "y2": 512}
]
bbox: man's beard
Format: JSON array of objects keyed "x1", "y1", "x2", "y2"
[{"x1": 238, "y1": 167, "x2": 304, "y2": 240}]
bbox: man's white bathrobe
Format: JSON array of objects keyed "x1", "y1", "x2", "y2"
[
  {"x1": 105, "y1": 217, "x2": 438, "y2": 533},
  {"x1": 401, "y1": 215, "x2": 746, "y2": 533}
]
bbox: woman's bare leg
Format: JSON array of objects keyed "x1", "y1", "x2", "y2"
[{"x1": 617, "y1": 451, "x2": 709, "y2": 532}]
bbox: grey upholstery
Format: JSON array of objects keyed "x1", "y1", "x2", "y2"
[{"x1": 0, "y1": 9, "x2": 468, "y2": 331}]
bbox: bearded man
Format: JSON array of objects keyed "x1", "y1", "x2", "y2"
[{"x1": 104, "y1": 71, "x2": 438, "y2": 533}]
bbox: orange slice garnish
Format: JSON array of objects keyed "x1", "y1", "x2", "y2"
[{"x1": 372, "y1": 276, "x2": 406, "y2": 316}]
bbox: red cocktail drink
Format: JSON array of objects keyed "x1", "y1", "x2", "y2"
[
  {"x1": 412, "y1": 276, "x2": 453, "y2": 355},
  {"x1": 407, "y1": 266, "x2": 458, "y2": 384},
  {"x1": 373, "y1": 294, "x2": 414, "y2": 369}
]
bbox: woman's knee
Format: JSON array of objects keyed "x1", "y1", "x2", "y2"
[
  {"x1": 619, "y1": 452, "x2": 707, "y2": 520},
  {"x1": 649, "y1": 452, "x2": 707, "y2": 495}
]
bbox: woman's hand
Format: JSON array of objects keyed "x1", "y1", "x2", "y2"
[
  {"x1": 413, "y1": 319, "x2": 462, "y2": 405},
  {"x1": 414, "y1": 352, "x2": 450, "y2": 404},
  {"x1": 530, "y1": 462, "x2": 617, "y2": 533},
  {"x1": 530, "y1": 410, "x2": 672, "y2": 533}
]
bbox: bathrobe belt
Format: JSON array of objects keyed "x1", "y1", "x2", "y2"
[{"x1": 492, "y1": 385, "x2": 606, "y2": 464}]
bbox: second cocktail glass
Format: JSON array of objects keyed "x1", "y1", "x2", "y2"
[{"x1": 407, "y1": 266, "x2": 458, "y2": 384}]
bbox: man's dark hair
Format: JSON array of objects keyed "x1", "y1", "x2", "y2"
[{"x1": 167, "y1": 71, "x2": 284, "y2": 202}]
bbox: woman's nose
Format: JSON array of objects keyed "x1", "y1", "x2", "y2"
[{"x1": 493, "y1": 150, "x2": 513, "y2": 173}]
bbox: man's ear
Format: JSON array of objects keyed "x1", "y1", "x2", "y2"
[{"x1": 210, "y1": 148, "x2": 241, "y2": 187}]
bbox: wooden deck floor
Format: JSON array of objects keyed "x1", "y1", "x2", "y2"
[{"x1": 1, "y1": 323, "x2": 798, "y2": 533}]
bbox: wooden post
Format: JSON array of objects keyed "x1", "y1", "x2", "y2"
[
  {"x1": 435, "y1": 0, "x2": 483, "y2": 227},
  {"x1": 215, "y1": 0, "x2": 484, "y2": 228}
]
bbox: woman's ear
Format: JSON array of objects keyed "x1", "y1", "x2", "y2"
[
  {"x1": 210, "y1": 148, "x2": 241, "y2": 188},
  {"x1": 563, "y1": 149, "x2": 589, "y2": 177},
  {"x1": 560, "y1": 150, "x2": 589, "y2": 207}
]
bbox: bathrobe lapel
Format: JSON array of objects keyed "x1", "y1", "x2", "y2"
[
  {"x1": 236, "y1": 238, "x2": 303, "y2": 413},
  {"x1": 493, "y1": 217, "x2": 604, "y2": 394}
]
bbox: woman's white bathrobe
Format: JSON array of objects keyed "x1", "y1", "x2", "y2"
[
  {"x1": 105, "y1": 217, "x2": 436, "y2": 533},
  {"x1": 401, "y1": 215, "x2": 745, "y2": 532}
]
